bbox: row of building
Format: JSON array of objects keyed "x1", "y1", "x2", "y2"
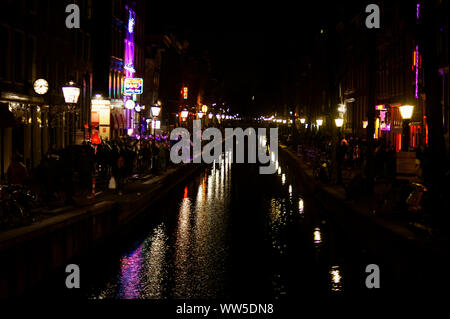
[
  {"x1": 0, "y1": 0, "x2": 187, "y2": 180},
  {"x1": 297, "y1": 0, "x2": 449, "y2": 156}
]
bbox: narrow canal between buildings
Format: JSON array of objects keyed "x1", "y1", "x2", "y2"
[
  {"x1": 36, "y1": 140, "x2": 444, "y2": 299},
  {"x1": 81, "y1": 149, "x2": 373, "y2": 299}
]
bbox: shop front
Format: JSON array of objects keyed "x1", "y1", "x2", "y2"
[{"x1": 91, "y1": 98, "x2": 111, "y2": 142}]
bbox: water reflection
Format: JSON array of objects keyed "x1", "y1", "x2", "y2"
[
  {"x1": 314, "y1": 228, "x2": 322, "y2": 245},
  {"x1": 330, "y1": 266, "x2": 343, "y2": 292},
  {"x1": 92, "y1": 151, "x2": 232, "y2": 299},
  {"x1": 299, "y1": 199, "x2": 304, "y2": 215}
]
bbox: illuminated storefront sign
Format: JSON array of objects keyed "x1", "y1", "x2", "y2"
[
  {"x1": 128, "y1": 17, "x2": 135, "y2": 33},
  {"x1": 151, "y1": 120, "x2": 161, "y2": 129},
  {"x1": 124, "y1": 78, "x2": 143, "y2": 95},
  {"x1": 124, "y1": 63, "x2": 136, "y2": 73},
  {"x1": 183, "y1": 87, "x2": 188, "y2": 99}
]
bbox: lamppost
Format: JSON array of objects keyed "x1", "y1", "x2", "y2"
[
  {"x1": 197, "y1": 111, "x2": 204, "y2": 128},
  {"x1": 151, "y1": 104, "x2": 161, "y2": 137},
  {"x1": 399, "y1": 104, "x2": 414, "y2": 151},
  {"x1": 181, "y1": 109, "x2": 188, "y2": 127},
  {"x1": 316, "y1": 119, "x2": 323, "y2": 132},
  {"x1": 62, "y1": 81, "x2": 80, "y2": 145},
  {"x1": 335, "y1": 118, "x2": 344, "y2": 129}
]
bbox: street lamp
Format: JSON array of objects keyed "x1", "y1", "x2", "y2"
[
  {"x1": 181, "y1": 109, "x2": 189, "y2": 120},
  {"x1": 316, "y1": 119, "x2": 323, "y2": 130},
  {"x1": 150, "y1": 105, "x2": 161, "y2": 137},
  {"x1": 300, "y1": 118, "x2": 306, "y2": 124},
  {"x1": 399, "y1": 105, "x2": 414, "y2": 151},
  {"x1": 62, "y1": 81, "x2": 80, "y2": 104},
  {"x1": 62, "y1": 81, "x2": 80, "y2": 145},
  {"x1": 198, "y1": 111, "x2": 204, "y2": 119},
  {"x1": 399, "y1": 105, "x2": 414, "y2": 120},
  {"x1": 151, "y1": 105, "x2": 161, "y2": 117},
  {"x1": 335, "y1": 118, "x2": 344, "y2": 128}
]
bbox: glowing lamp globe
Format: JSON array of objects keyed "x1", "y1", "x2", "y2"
[
  {"x1": 125, "y1": 99, "x2": 136, "y2": 110},
  {"x1": 399, "y1": 105, "x2": 414, "y2": 120},
  {"x1": 62, "y1": 81, "x2": 80, "y2": 104},
  {"x1": 335, "y1": 118, "x2": 344, "y2": 128},
  {"x1": 151, "y1": 106, "x2": 161, "y2": 117}
]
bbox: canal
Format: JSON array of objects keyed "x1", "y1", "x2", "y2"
[
  {"x1": 73, "y1": 149, "x2": 369, "y2": 300},
  {"x1": 33, "y1": 143, "x2": 442, "y2": 299}
]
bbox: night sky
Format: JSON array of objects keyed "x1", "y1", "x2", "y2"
[{"x1": 145, "y1": 1, "x2": 362, "y2": 115}]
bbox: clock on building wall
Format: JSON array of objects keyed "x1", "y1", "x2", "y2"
[{"x1": 33, "y1": 79, "x2": 49, "y2": 95}]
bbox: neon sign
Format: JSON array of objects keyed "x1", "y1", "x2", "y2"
[
  {"x1": 183, "y1": 87, "x2": 188, "y2": 99},
  {"x1": 124, "y1": 78, "x2": 143, "y2": 95},
  {"x1": 128, "y1": 17, "x2": 135, "y2": 33},
  {"x1": 124, "y1": 63, "x2": 136, "y2": 73}
]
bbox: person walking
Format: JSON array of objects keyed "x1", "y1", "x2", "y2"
[
  {"x1": 336, "y1": 137, "x2": 348, "y2": 185},
  {"x1": 6, "y1": 153, "x2": 29, "y2": 185},
  {"x1": 113, "y1": 154, "x2": 126, "y2": 196}
]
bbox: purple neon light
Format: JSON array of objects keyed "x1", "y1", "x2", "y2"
[
  {"x1": 415, "y1": 45, "x2": 419, "y2": 99},
  {"x1": 123, "y1": 8, "x2": 136, "y2": 131}
]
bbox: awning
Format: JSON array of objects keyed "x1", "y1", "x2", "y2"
[{"x1": 0, "y1": 103, "x2": 16, "y2": 128}]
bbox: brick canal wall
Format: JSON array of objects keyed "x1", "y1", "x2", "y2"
[{"x1": 0, "y1": 164, "x2": 203, "y2": 298}]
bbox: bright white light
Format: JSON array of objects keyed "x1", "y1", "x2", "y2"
[
  {"x1": 335, "y1": 118, "x2": 344, "y2": 128},
  {"x1": 198, "y1": 111, "x2": 204, "y2": 119},
  {"x1": 316, "y1": 119, "x2": 323, "y2": 126},
  {"x1": 151, "y1": 120, "x2": 161, "y2": 129},
  {"x1": 62, "y1": 85, "x2": 80, "y2": 104},
  {"x1": 399, "y1": 105, "x2": 414, "y2": 120},
  {"x1": 299, "y1": 199, "x2": 304, "y2": 214},
  {"x1": 208, "y1": 113, "x2": 213, "y2": 119},
  {"x1": 181, "y1": 110, "x2": 189, "y2": 118},
  {"x1": 125, "y1": 99, "x2": 135, "y2": 110},
  {"x1": 314, "y1": 228, "x2": 322, "y2": 244},
  {"x1": 151, "y1": 106, "x2": 161, "y2": 117}
]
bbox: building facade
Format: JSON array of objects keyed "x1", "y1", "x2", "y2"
[
  {"x1": 91, "y1": 0, "x2": 145, "y2": 140},
  {"x1": 0, "y1": 0, "x2": 93, "y2": 179}
]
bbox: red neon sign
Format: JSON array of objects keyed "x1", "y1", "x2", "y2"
[{"x1": 183, "y1": 87, "x2": 188, "y2": 99}]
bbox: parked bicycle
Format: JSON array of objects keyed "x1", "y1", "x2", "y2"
[{"x1": 0, "y1": 184, "x2": 37, "y2": 229}]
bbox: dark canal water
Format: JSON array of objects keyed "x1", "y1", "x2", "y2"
[
  {"x1": 79, "y1": 147, "x2": 374, "y2": 300},
  {"x1": 36, "y1": 141, "x2": 444, "y2": 299}
]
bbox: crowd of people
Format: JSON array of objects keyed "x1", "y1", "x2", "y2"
[
  {"x1": 3, "y1": 134, "x2": 174, "y2": 208},
  {"x1": 299, "y1": 131, "x2": 402, "y2": 184}
]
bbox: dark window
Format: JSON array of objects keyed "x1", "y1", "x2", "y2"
[
  {"x1": 14, "y1": 31, "x2": 24, "y2": 83},
  {"x1": 26, "y1": 36, "x2": 36, "y2": 84},
  {"x1": 0, "y1": 25, "x2": 10, "y2": 79},
  {"x1": 85, "y1": 34, "x2": 91, "y2": 62},
  {"x1": 26, "y1": 0, "x2": 37, "y2": 14}
]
